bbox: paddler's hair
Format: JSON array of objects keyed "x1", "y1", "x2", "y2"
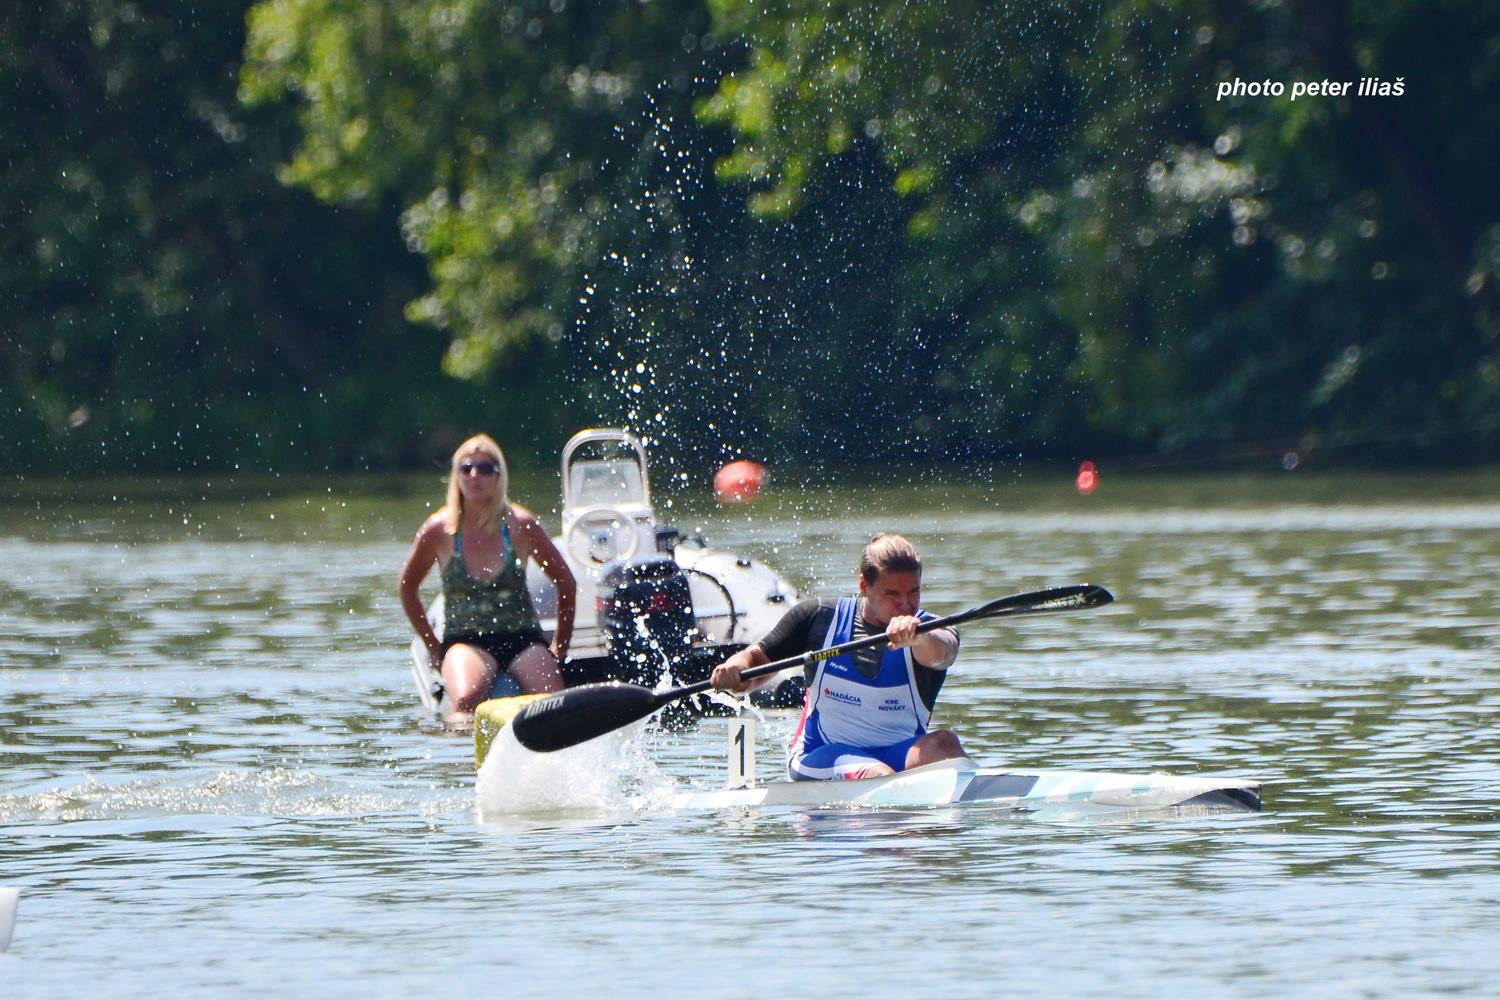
[
  {"x1": 443, "y1": 434, "x2": 510, "y2": 535},
  {"x1": 859, "y1": 533, "x2": 921, "y2": 583}
]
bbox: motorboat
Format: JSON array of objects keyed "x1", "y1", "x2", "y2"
[{"x1": 413, "y1": 429, "x2": 802, "y2": 714}]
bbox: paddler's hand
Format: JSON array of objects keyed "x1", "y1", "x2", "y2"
[
  {"x1": 712, "y1": 663, "x2": 748, "y2": 694},
  {"x1": 714, "y1": 645, "x2": 770, "y2": 694},
  {"x1": 885, "y1": 615, "x2": 921, "y2": 649}
]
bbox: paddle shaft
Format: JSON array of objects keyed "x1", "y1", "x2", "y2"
[
  {"x1": 672, "y1": 601, "x2": 990, "y2": 701},
  {"x1": 510, "y1": 585, "x2": 1112, "y2": 752}
]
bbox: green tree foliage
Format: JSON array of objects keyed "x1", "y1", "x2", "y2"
[
  {"x1": 0, "y1": 0, "x2": 546, "y2": 474},
  {"x1": 696, "y1": 0, "x2": 1500, "y2": 460},
  {"x1": 236, "y1": 0, "x2": 1078, "y2": 463},
  {"x1": 10, "y1": 1, "x2": 1497, "y2": 474},
  {"x1": 240, "y1": 0, "x2": 891, "y2": 470},
  {"x1": 240, "y1": 0, "x2": 725, "y2": 380}
]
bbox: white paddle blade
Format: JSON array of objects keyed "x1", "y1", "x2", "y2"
[{"x1": 0, "y1": 887, "x2": 18, "y2": 952}]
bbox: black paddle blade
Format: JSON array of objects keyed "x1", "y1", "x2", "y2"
[
  {"x1": 1021, "y1": 584, "x2": 1113, "y2": 613},
  {"x1": 510, "y1": 682, "x2": 664, "y2": 752},
  {"x1": 959, "y1": 584, "x2": 1113, "y2": 624}
]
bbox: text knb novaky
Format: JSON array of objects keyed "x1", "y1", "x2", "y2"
[{"x1": 1216, "y1": 77, "x2": 1406, "y2": 101}]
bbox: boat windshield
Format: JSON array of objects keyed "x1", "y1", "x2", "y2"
[{"x1": 569, "y1": 459, "x2": 646, "y2": 507}]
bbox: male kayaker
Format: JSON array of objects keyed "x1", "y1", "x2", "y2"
[{"x1": 711, "y1": 533, "x2": 968, "y2": 780}]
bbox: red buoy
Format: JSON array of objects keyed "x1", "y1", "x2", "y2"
[
  {"x1": 714, "y1": 460, "x2": 769, "y2": 503},
  {"x1": 1076, "y1": 460, "x2": 1098, "y2": 495}
]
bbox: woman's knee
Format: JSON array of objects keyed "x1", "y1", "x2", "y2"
[{"x1": 443, "y1": 645, "x2": 498, "y2": 709}]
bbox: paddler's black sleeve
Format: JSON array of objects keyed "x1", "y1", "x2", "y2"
[
  {"x1": 913, "y1": 665, "x2": 947, "y2": 713},
  {"x1": 754, "y1": 597, "x2": 837, "y2": 663}
]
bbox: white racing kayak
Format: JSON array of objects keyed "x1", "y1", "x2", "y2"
[
  {"x1": 475, "y1": 702, "x2": 1263, "y2": 815},
  {"x1": 671, "y1": 755, "x2": 1262, "y2": 813}
]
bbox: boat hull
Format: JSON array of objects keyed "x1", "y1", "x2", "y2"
[{"x1": 671, "y1": 758, "x2": 1262, "y2": 813}]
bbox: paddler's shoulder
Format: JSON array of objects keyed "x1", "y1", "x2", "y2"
[{"x1": 787, "y1": 596, "x2": 840, "y2": 625}]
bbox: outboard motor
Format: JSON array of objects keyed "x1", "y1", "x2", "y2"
[{"x1": 597, "y1": 555, "x2": 697, "y2": 687}]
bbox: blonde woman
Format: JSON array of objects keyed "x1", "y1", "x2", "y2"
[{"x1": 399, "y1": 435, "x2": 576, "y2": 721}]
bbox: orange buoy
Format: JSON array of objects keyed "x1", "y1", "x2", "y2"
[
  {"x1": 714, "y1": 460, "x2": 769, "y2": 503},
  {"x1": 1076, "y1": 460, "x2": 1098, "y2": 495}
]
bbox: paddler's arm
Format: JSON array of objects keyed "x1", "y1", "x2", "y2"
[
  {"x1": 711, "y1": 644, "x2": 776, "y2": 695},
  {"x1": 516, "y1": 507, "x2": 576, "y2": 661},
  {"x1": 885, "y1": 615, "x2": 958, "y2": 670},
  {"x1": 714, "y1": 597, "x2": 824, "y2": 693},
  {"x1": 399, "y1": 515, "x2": 447, "y2": 667}
]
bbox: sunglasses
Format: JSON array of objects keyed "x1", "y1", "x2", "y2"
[{"x1": 459, "y1": 461, "x2": 500, "y2": 477}]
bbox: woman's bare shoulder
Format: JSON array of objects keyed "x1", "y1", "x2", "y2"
[
  {"x1": 414, "y1": 510, "x2": 455, "y2": 544},
  {"x1": 400, "y1": 510, "x2": 453, "y2": 583},
  {"x1": 507, "y1": 503, "x2": 543, "y2": 531},
  {"x1": 507, "y1": 503, "x2": 558, "y2": 550}
]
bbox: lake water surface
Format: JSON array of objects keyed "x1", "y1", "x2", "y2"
[{"x1": 3, "y1": 469, "x2": 1498, "y2": 997}]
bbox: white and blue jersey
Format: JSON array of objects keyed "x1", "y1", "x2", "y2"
[{"x1": 787, "y1": 597, "x2": 938, "y2": 781}]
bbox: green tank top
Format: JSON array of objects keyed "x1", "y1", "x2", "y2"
[{"x1": 442, "y1": 523, "x2": 541, "y2": 636}]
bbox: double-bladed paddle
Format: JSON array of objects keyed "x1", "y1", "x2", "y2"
[{"x1": 510, "y1": 584, "x2": 1114, "y2": 753}]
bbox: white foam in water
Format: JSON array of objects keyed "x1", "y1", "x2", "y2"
[
  {"x1": 475, "y1": 720, "x2": 678, "y2": 817},
  {"x1": 702, "y1": 688, "x2": 764, "y2": 723},
  {"x1": 0, "y1": 769, "x2": 463, "y2": 823}
]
